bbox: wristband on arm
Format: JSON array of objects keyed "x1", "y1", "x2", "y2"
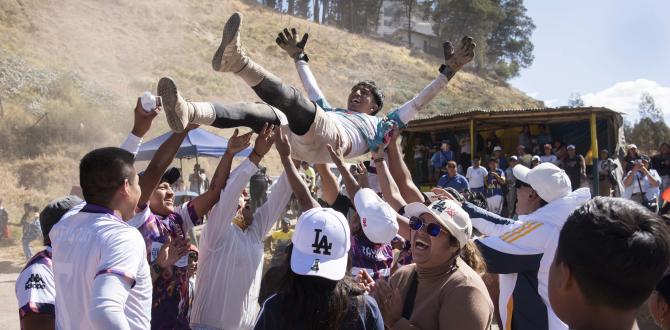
[{"x1": 439, "y1": 64, "x2": 456, "y2": 80}]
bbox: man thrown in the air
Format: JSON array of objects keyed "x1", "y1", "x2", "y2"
[{"x1": 159, "y1": 12, "x2": 475, "y2": 163}]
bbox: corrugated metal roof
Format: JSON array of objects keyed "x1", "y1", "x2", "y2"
[{"x1": 409, "y1": 106, "x2": 623, "y2": 123}]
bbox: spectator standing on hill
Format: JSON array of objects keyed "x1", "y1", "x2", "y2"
[
  {"x1": 652, "y1": 142, "x2": 670, "y2": 191},
  {"x1": 21, "y1": 206, "x2": 41, "y2": 261},
  {"x1": 562, "y1": 145, "x2": 586, "y2": 191},
  {"x1": 0, "y1": 199, "x2": 9, "y2": 240},
  {"x1": 466, "y1": 155, "x2": 488, "y2": 194}
]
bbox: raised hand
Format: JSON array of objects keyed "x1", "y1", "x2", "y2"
[
  {"x1": 276, "y1": 28, "x2": 309, "y2": 59},
  {"x1": 132, "y1": 97, "x2": 161, "y2": 138},
  {"x1": 156, "y1": 235, "x2": 190, "y2": 270},
  {"x1": 354, "y1": 161, "x2": 370, "y2": 188},
  {"x1": 253, "y1": 123, "x2": 277, "y2": 156},
  {"x1": 326, "y1": 142, "x2": 345, "y2": 167},
  {"x1": 225, "y1": 128, "x2": 253, "y2": 156},
  {"x1": 274, "y1": 127, "x2": 292, "y2": 157},
  {"x1": 443, "y1": 36, "x2": 476, "y2": 77}
]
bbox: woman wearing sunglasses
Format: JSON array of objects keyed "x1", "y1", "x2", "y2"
[
  {"x1": 364, "y1": 132, "x2": 493, "y2": 329},
  {"x1": 371, "y1": 197, "x2": 494, "y2": 329}
]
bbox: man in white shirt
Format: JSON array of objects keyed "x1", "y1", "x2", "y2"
[
  {"x1": 623, "y1": 155, "x2": 661, "y2": 212},
  {"x1": 158, "y1": 13, "x2": 475, "y2": 163},
  {"x1": 190, "y1": 126, "x2": 295, "y2": 330},
  {"x1": 50, "y1": 147, "x2": 152, "y2": 329},
  {"x1": 466, "y1": 155, "x2": 488, "y2": 194},
  {"x1": 15, "y1": 195, "x2": 82, "y2": 330}
]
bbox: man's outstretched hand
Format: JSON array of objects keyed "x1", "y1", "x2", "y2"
[
  {"x1": 274, "y1": 127, "x2": 292, "y2": 158},
  {"x1": 442, "y1": 36, "x2": 476, "y2": 78},
  {"x1": 225, "y1": 128, "x2": 253, "y2": 156},
  {"x1": 276, "y1": 28, "x2": 309, "y2": 60}
]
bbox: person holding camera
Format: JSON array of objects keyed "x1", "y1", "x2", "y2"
[{"x1": 623, "y1": 155, "x2": 661, "y2": 212}]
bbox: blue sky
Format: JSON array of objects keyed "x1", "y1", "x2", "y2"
[{"x1": 510, "y1": 0, "x2": 670, "y2": 121}]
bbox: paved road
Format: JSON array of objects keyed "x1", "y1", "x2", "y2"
[{"x1": 0, "y1": 273, "x2": 19, "y2": 329}]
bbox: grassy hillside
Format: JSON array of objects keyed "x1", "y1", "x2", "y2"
[{"x1": 0, "y1": 0, "x2": 540, "y2": 218}]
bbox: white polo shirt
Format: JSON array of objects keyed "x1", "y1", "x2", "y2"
[{"x1": 50, "y1": 204, "x2": 151, "y2": 329}]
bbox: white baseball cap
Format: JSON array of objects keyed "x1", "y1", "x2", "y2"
[
  {"x1": 567, "y1": 144, "x2": 576, "y2": 150},
  {"x1": 291, "y1": 208, "x2": 351, "y2": 281},
  {"x1": 354, "y1": 188, "x2": 399, "y2": 243},
  {"x1": 493, "y1": 146, "x2": 502, "y2": 152},
  {"x1": 628, "y1": 144, "x2": 638, "y2": 150},
  {"x1": 513, "y1": 162, "x2": 572, "y2": 203},
  {"x1": 404, "y1": 199, "x2": 472, "y2": 249},
  {"x1": 532, "y1": 155, "x2": 541, "y2": 162}
]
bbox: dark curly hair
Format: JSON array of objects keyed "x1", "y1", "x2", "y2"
[{"x1": 352, "y1": 81, "x2": 384, "y2": 114}]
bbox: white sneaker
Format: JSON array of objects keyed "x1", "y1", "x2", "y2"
[{"x1": 212, "y1": 12, "x2": 247, "y2": 72}]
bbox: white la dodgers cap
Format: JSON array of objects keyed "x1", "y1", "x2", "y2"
[
  {"x1": 513, "y1": 162, "x2": 572, "y2": 203},
  {"x1": 354, "y1": 188, "x2": 399, "y2": 244},
  {"x1": 291, "y1": 208, "x2": 351, "y2": 281},
  {"x1": 404, "y1": 199, "x2": 472, "y2": 249}
]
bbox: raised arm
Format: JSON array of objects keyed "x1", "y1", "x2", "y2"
[
  {"x1": 276, "y1": 28, "x2": 328, "y2": 105},
  {"x1": 386, "y1": 132, "x2": 424, "y2": 204},
  {"x1": 276, "y1": 127, "x2": 319, "y2": 211},
  {"x1": 202, "y1": 125, "x2": 275, "y2": 248},
  {"x1": 387, "y1": 37, "x2": 475, "y2": 126},
  {"x1": 119, "y1": 98, "x2": 160, "y2": 156},
  {"x1": 315, "y1": 164, "x2": 340, "y2": 205},
  {"x1": 327, "y1": 143, "x2": 361, "y2": 201},
  {"x1": 371, "y1": 151, "x2": 406, "y2": 211},
  {"x1": 190, "y1": 129, "x2": 252, "y2": 218},
  {"x1": 137, "y1": 127, "x2": 193, "y2": 207}
]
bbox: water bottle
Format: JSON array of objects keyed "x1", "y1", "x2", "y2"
[{"x1": 140, "y1": 91, "x2": 157, "y2": 112}]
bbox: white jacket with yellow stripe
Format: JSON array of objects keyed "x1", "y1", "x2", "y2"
[{"x1": 463, "y1": 188, "x2": 591, "y2": 330}]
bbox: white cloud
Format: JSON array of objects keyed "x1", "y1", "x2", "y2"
[
  {"x1": 544, "y1": 99, "x2": 559, "y2": 107},
  {"x1": 581, "y1": 79, "x2": 670, "y2": 123}
]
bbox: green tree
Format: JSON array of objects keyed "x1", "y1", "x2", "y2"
[
  {"x1": 639, "y1": 91, "x2": 663, "y2": 122},
  {"x1": 485, "y1": 0, "x2": 534, "y2": 79},
  {"x1": 629, "y1": 92, "x2": 670, "y2": 152}
]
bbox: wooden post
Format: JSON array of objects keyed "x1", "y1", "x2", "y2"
[
  {"x1": 590, "y1": 112, "x2": 599, "y2": 195},
  {"x1": 470, "y1": 119, "x2": 475, "y2": 163}
]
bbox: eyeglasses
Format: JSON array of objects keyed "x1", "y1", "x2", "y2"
[{"x1": 409, "y1": 216, "x2": 445, "y2": 237}]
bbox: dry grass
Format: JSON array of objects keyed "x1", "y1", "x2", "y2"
[{"x1": 0, "y1": 0, "x2": 540, "y2": 230}]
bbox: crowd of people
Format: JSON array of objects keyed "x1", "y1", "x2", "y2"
[
  {"x1": 415, "y1": 125, "x2": 670, "y2": 218},
  {"x1": 10, "y1": 12, "x2": 670, "y2": 330}
]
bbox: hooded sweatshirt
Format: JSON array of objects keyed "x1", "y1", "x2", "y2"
[{"x1": 463, "y1": 188, "x2": 591, "y2": 330}]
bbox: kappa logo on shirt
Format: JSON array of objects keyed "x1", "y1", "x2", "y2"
[{"x1": 25, "y1": 273, "x2": 46, "y2": 290}]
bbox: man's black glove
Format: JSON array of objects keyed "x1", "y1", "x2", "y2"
[{"x1": 276, "y1": 28, "x2": 309, "y2": 61}]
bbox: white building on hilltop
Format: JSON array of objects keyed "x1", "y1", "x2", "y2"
[{"x1": 377, "y1": 0, "x2": 440, "y2": 56}]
